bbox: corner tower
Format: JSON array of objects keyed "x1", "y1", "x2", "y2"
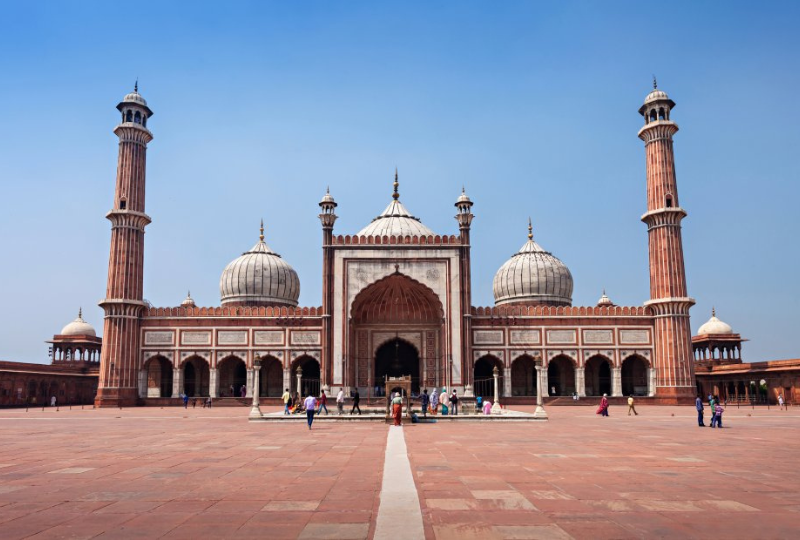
[
  {"x1": 638, "y1": 80, "x2": 696, "y2": 398},
  {"x1": 95, "y1": 83, "x2": 154, "y2": 407}
]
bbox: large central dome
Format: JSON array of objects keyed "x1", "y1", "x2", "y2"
[
  {"x1": 493, "y1": 220, "x2": 573, "y2": 307},
  {"x1": 220, "y1": 222, "x2": 300, "y2": 307},
  {"x1": 356, "y1": 171, "x2": 435, "y2": 237}
]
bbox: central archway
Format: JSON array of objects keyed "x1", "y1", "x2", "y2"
[{"x1": 375, "y1": 338, "x2": 420, "y2": 393}]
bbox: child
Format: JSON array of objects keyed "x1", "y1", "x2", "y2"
[{"x1": 712, "y1": 401, "x2": 724, "y2": 428}]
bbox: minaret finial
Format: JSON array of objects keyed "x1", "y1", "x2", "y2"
[
  {"x1": 187, "y1": 290, "x2": 191, "y2": 298},
  {"x1": 527, "y1": 217, "x2": 533, "y2": 240},
  {"x1": 326, "y1": 185, "x2": 330, "y2": 194},
  {"x1": 392, "y1": 168, "x2": 399, "y2": 200},
  {"x1": 652, "y1": 75, "x2": 657, "y2": 89},
  {"x1": 259, "y1": 219, "x2": 264, "y2": 242},
  {"x1": 78, "y1": 307, "x2": 82, "y2": 319},
  {"x1": 134, "y1": 78, "x2": 138, "y2": 93},
  {"x1": 712, "y1": 306, "x2": 716, "y2": 317}
]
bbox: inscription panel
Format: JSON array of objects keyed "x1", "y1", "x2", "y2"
[
  {"x1": 510, "y1": 330, "x2": 541, "y2": 345},
  {"x1": 473, "y1": 330, "x2": 504, "y2": 345},
  {"x1": 547, "y1": 330, "x2": 577, "y2": 345},
  {"x1": 619, "y1": 329, "x2": 650, "y2": 344},
  {"x1": 254, "y1": 331, "x2": 284, "y2": 345},
  {"x1": 218, "y1": 331, "x2": 247, "y2": 345},
  {"x1": 290, "y1": 331, "x2": 321, "y2": 345},
  {"x1": 144, "y1": 331, "x2": 174, "y2": 346},
  {"x1": 583, "y1": 330, "x2": 613, "y2": 345},
  {"x1": 181, "y1": 331, "x2": 211, "y2": 346}
]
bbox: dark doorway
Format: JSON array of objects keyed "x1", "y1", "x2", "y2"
[
  {"x1": 621, "y1": 356, "x2": 649, "y2": 396},
  {"x1": 184, "y1": 362, "x2": 196, "y2": 397},
  {"x1": 375, "y1": 339, "x2": 420, "y2": 393},
  {"x1": 547, "y1": 356, "x2": 576, "y2": 396},
  {"x1": 585, "y1": 356, "x2": 612, "y2": 396}
]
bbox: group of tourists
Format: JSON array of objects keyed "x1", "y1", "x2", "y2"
[
  {"x1": 696, "y1": 394, "x2": 725, "y2": 428},
  {"x1": 417, "y1": 387, "x2": 460, "y2": 417}
]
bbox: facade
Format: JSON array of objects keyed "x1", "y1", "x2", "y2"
[{"x1": 90, "y1": 82, "x2": 702, "y2": 407}]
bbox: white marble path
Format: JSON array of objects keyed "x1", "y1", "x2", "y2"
[{"x1": 373, "y1": 426, "x2": 425, "y2": 539}]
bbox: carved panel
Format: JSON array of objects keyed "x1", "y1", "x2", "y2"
[
  {"x1": 425, "y1": 331, "x2": 437, "y2": 387},
  {"x1": 583, "y1": 330, "x2": 613, "y2": 345},
  {"x1": 510, "y1": 330, "x2": 540, "y2": 345},
  {"x1": 144, "y1": 331, "x2": 174, "y2": 345},
  {"x1": 474, "y1": 330, "x2": 504, "y2": 345},
  {"x1": 619, "y1": 329, "x2": 650, "y2": 344},
  {"x1": 254, "y1": 331, "x2": 284, "y2": 345},
  {"x1": 181, "y1": 332, "x2": 211, "y2": 346},
  {"x1": 218, "y1": 331, "x2": 247, "y2": 345},
  {"x1": 357, "y1": 330, "x2": 369, "y2": 387},
  {"x1": 547, "y1": 330, "x2": 576, "y2": 344},
  {"x1": 290, "y1": 331, "x2": 321, "y2": 345}
]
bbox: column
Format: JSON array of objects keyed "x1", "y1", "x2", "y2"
[
  {"x1": 576, "y1": 367, "x2": 586, "y2": 397},
  {"x1": 541, "y1": 368, "x2": 550, "y2": 396},
  {"x1": 491, "y1": 366, "x2": 502, "y2": 414},
  {"x1": 503, "y1": 367, "x2": 512, "y2": 397},
  {"x1": 173, "y1": 367, "x2": 182, "y2": 398},
  {"x1": 209, "y1": 368, "x2": 219, "y2": 398},
  {"x1": 138, "y1": 370, "x2": 147, "y2": 399},
  {"x1": 612, "y1": 367, "x2": 622, "y2": 397},
  {"x1": 249, "y1": 360, "x2": 263, "y2": 418},
  {"x1": 296, "y1": 366, "x2": 303, "y2": 396},
  {"x1": 283, "y1": 367, "x2": 291, "y2": 394},
  {"x1": 648, "y1": 368, "x2": 657, "y2": 397},
  {"x1": 533, "y1": 363, "x2": 548, "y2": 419}
]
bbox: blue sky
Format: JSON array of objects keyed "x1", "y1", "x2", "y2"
[{"x1": 0, "y1": 1, "x2": 798, "y2": 363}]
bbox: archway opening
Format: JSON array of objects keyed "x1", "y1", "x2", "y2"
[
  {"x1": 621, "y1": 355, "x2": 649, "y2": 396},
  {"x1": 145, "y1": 356, "x2": 173, "y2": 398},
  {"x1": 473, "y1": 355, "x2": 502, "y2": 399},
  {"x1": 259, "y1": 356, "x2": 283, "y2": 397},
  {"x1": 511, "y1": 355, "x2": 538, "y2": 396},
  {"x1": 547, "y1": 356, "x2": 576, "y2": 396},
  {"x1": 292, "y1": 356, "x2": 320, "y2": 397},
  {"x1": 183, "y1": 356, "x2": 210, "y2": 397},
  {"x1": 585, "y1": 355, "x2": 612, "y2": 396},
  {"x1": 375, "y1": 338, "x2": 420, "y2": 394},
  {"x1": 218, "y1": 356, "x2": 247, "y2": 397}
]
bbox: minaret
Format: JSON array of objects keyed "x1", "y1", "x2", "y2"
[
  {"x1": 95, "y1": 83, "x2": 154, "y2": 407},
  {"x1": 455, "y1": 187, "x2": 474, "y2": 395},
  {"x1": 319, "y1": 187, "x2": 338, "y2": 391},
  {"x1": 638, "y1": 79, "x2": 696, "y2": 398}
]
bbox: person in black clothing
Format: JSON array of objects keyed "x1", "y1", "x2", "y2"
[
  {"x1": 350, "y1": 388, "x2": 362, "y2": 415},
  {"x1": 420, "y1": 389, "x2": 429, "y2": 418}
]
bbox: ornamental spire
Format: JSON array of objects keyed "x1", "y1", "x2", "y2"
[
  {"x1": 259, "y1": 219, "x2": 264, "y2": 242},
  {"x1": 392, "y1": 168, "x2": 399, "y2": 200},
  {"x1": 712, "y1": 306, "x2": 716, "y2": 318},
  {"x1": 652, "y1": 75, "x2": 657, "y2": 89},
  {"x1": 134, "y1": 78, "x2": 138, "y2": 93},
  {"x1": 527, "y1": 217, "x2": 533, "y2": 240},
  {"x1": 78, "y1": 307, "x2": 83, "y2": 320}
]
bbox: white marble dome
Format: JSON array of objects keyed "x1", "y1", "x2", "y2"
[
  {"x1": 697, "y1": 309, "x2": 733, "y2": 335},
  {"x1": 60, "y1": 309, "x2": 96, "y2": 337},
  {"x1": 220, "y1": 225, "x2": 300, "y2": 306},
  {"x1": 493, "y1": 222, "x2": 573, "y2": 307},
  {"x1": 643, "y1": 88, "x2": 670, "y2": 106},
  {"x1": 122, "y1": 90, "x2": 148, "y2": 108},
  {"x1": 356, "y1": 173, "x2": 434, "y2": 237}
]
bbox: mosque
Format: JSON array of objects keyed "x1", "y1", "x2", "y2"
[
  {"x1": 82, "y1": 81, "x2": 702, "y2": 408},
  {"x1": 6, "y1": 82, "x2": 795, "y2": 409}
]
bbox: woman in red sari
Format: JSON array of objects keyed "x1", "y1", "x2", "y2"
[
  {"x1": 596, "y1": 393, "x2": 609, "y2": 417},
  {"x1": 391, "y1": 392, "x2": 403, "y2": 426}
]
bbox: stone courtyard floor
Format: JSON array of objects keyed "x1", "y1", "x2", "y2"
[{"x1": 0, "y1": 404, "x2": 798, "y2": 539}]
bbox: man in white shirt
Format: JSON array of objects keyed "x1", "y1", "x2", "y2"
[
  {"x1": 336, "y1": 389, "x2": 345, "y2": 415},
  {"x1": 304, "y1": 393, "x2": 318, "y2": 430}
]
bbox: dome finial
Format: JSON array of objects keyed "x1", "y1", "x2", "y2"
[
  {"x1": 652, "y1": 75, "x2": 657, "y2": 90},
  {"x1": 78, "y1": 307, "x2": 82, "y2": 320},
  {"x1": 259, "y1": 219, "x2": 264, "y2": 242},
  {"x1": 527, "y1": 217, "x2": 533, "y2": 240},
  {"x1": 712, "y1": 306, "x2": 716, "y2": 318},
  {"x1": 392, "y1": 168, "x2": 399, "y2": 200},
  {"x1": 134, "y1": 78, "x2": 138, "y2": 93}
]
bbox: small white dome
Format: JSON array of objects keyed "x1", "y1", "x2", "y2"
[
  {"x1": 319, "y1": 187, "x2": 336, "y2": 206},
  {"x1": 60, "y1": 309, "x2": 96, "y2": 337},
  {"x1": 596, "y1": 290, "x2": 614, "y2": 307},
  {"x1": 122, "y1": 91, "x2": 148, "y2": 108},
  {"x1": 643, "y1": 88, "x2": 670, "y2": 105},
  {"x1": 456, "y1": 187, "x2": 472, "y2": 205},
  {"x1": 493, "y1": 221, "x2": 573, "y2": 307},
  {"x1": 697, "y1": 308, "x2": 733, "y2": 335},
  {"x1": 181, "y1": 292, "x2": 196, "y2": 307},
  {"x1": 220, "y1": 224, "x2": 300, "y2": 306}
]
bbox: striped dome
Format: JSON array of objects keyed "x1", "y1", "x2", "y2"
[
  {"x1": 493, "y1": 222, "x2": 573, "y2": 307},
  {"x1": 219, "y1": 226, "x2": 300, "y2": 307}
]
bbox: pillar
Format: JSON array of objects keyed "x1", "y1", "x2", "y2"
[
  {"x1": 249, "y1": 360, "x2": 263, "y2": 418},
  {"x1": 648, "y1": 368, "x2": 657, "y2": 397},
  {"x1": 576, "y1": 367, "x2": 586, "y2": 397},
  {"x1": 209, "y1": 368, "x2": 218, "y2": 398},
  {"x1": 138, "y1": 369, "x2": 147, "y2": 399},
  {"x1": 534, "y1": 363, "x2": 548, "y2": 419},
  {"x1": 296, "y1": 366, "x2": 303, "y2": 396},
  {"x1": 612, "y1": 367, "x2": 622, "y2": 397},
  {"x1": 246, "y1": 368, "x2": 254, "y2": 398},
  {"x1": 173, "y1": 367, "x2": 181, "y2": 398}
]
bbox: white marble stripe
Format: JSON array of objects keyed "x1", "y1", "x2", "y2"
[{"x1": 374, "y1": 426, "x2": 424, "y2": 540}]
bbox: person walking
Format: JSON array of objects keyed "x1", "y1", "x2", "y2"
[
  {"x1": 696, "y1": 395, "x2": 705, "y2": 426},
  {"x1": 391, "y1": 392, "x2": 403, "y2": 426},
  {"x1": 304, "y1": 393, "x2": 318, "y2": 430},
  {"x1": 711, "y1": 400, "x2": 724, "y2": 428},
  {"x1": 450, "y1": 390, "x2": 459, "y2": 416},
  {"x1": 596, "y1": 394, "x2": 609, "y2": 417},
  {"x1": 336, "y1": 388, "x2": 345, "y2": 415},
  {"x1": 708, "y1": 394, "x2": 715, "y2": 427},
  {"x1": 420, "y1": 389, "x2": 429, "y2": 418},
  {"x1": 430, "y1": 388, "x2": 439, "y2": 415},
  {"x1": 182, "y1": 393, "x2": 189, "y2": 409},
  {"x1": 317, "y1": 390, "x2": 329, "y2": 415},
  {"x1": 350, "y1": 388, "x2": 361, "y2": 415},
  {"x1": 627, "y1": 395, "x2": 638, "y2": 416},
  {"x1": 282, "y1": 388, "x2": 291, "y2": 415},
  {"x1": 778, "y1": 393, "x2": 785, "y2": 410},
  {"x1": 240, "y1": 385, "x2": 247, "y2": 398}
]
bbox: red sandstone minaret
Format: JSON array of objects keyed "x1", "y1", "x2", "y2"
[
  {"x1": 95, "y1": 83, "x2": 154, "y2": 407},
  {"x1": 638, "y1": 79, "x2": 696, "y2": 398},
  {"x1": 455, "y1": 188, "x2": 474, "y2": 395},
  {"x1": 319, "y1": 187, "x2": 338, "y2": 392}
]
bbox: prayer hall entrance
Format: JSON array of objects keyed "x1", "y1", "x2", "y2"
[
  {"x1": 375, "y1": 338, "x2": 420, "y2": 394},
  {"x1": 349, "y1": 272, "x2": 444, "y2": 394}
]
